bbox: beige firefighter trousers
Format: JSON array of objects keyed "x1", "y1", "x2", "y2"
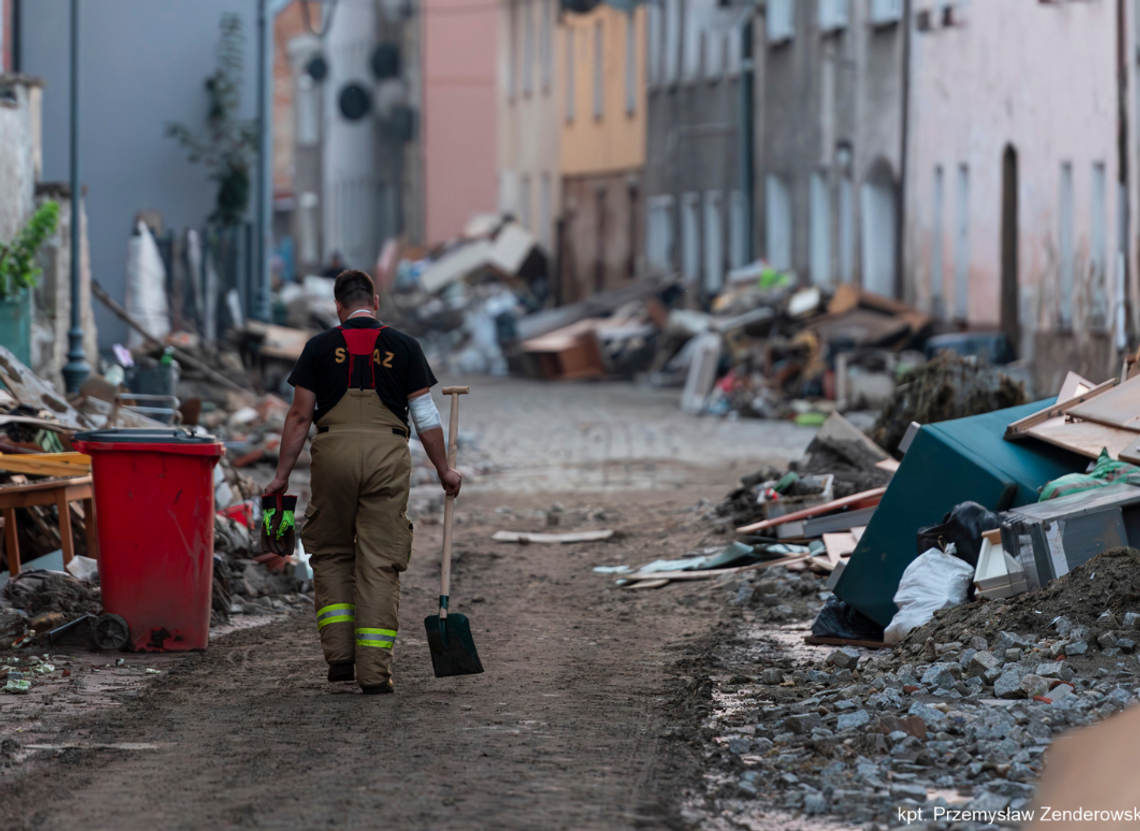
[{"x1": 301, "y1": 390, "x2": 413, "y2": 688}]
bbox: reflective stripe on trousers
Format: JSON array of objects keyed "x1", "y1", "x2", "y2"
[
  {"x1": 356, "y1": 627, "x2": 397, "y2": 649},
  {"x1": 317, "y1": 603, "x2": 355, "y2": 628}
]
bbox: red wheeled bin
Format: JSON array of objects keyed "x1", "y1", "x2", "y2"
[{"x1": 71, "y1": 429, "x2": 225, "y2": 652}]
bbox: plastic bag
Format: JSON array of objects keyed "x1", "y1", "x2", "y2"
[
  {"x1": 883, "y1": 545, "x2": 974, "y2": 645},
  {"x1": 260, "y1": 494, "x2": 297, "y2": 558},
  {"x1": 811, "y1": 596, "x2": 885, "y2": 642}
]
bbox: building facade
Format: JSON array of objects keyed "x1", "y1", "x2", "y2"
[
  {"x1": 904, "y1": 0, "x2": 1136, "y2": 391},
  {"x1": 498, "y1": 0, "x2": 563, "y2": 260},
  {"x1": 643, "y1": 0, "x2": 751, "y2": 299},
  {"x1": 559, "y1": 5, "x2": 647, "y2": 303},
  {"x1": 757, "y1": 0, "x2": 907, "y2": 294}
]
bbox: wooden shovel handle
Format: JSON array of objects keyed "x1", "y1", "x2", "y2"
[{"x1": 439, "y1": 385, "x2": 469, "y2": 609}]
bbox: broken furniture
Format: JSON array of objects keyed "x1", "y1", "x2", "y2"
[
  {"x1": 0, "y1": 475, "x2": 98, "y2": 576},
  {"x1": 974, "y1": 529, "x2": 1028, "y2": 600},
  {"x1": 833, "y1": 400, "x2": 1088, "y2": 627}
]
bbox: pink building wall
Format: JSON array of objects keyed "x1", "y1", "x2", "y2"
[{"x1": 422, "y1": 0, "x2": 499, "y2": 243}]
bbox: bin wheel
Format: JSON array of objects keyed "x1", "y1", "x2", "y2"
[{"x1": 93, "y1": 614, "x2": 130, "y2": 651}]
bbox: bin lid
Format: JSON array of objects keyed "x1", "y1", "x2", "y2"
[{"x1": 71, "y1": 428, "x2": 224, "y2": 457}]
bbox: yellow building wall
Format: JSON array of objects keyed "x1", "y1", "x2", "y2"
[{"x1": 560, "y1": 6, "x2": 646, "y2": 177}]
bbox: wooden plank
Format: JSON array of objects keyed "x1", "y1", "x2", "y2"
[
  {"x1": 801, "y1": 505, "x2": 879, "y2": 537},
  {"x1": 875, "y1": 458, "x2": 900, "y2": 473},
  {"x1": 1023, "y1": 417, "x2": 1136, "y2": 460},
  {"x1": 4, "y1": 507, "x2": 19, "y2": 576},
  {"x1": 1005, "y1": 377, "x2": 1118, "y2": 438},
  {"x1": 823, "y1": 533, "x2": 858, "y2": 566},
  {"x1": 1065, "y1": 374, "x2": 1140, "y2": 431},
  {"x1": 0, "y1": 475, "x2": 93, "y2": 495},
  {"x1": 736, "y1": 488, "x2": 888, "y2": 534},
  {"x1": 83, "y1": 497, "x2": 99, "y2": 561},
  {"x1": 0, "y1": 455, "x2": 91, "y2": 477},
  {"x1": 621, "y1": 553, "x2": 811, "y2": 585},
  {"x1": 492, "y1": 530, "x2": 614, "y2": 544}
]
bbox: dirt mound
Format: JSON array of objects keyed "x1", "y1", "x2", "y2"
[
  {"x1": 3, "y1": 570, "x2": 101, "y2": 618},
  {"x1": 895, "y1": 547, "x2": 1140, "y2": 657},
  {"x1": 870, "y1": 354, "x2": 1028, "y2": 456}
]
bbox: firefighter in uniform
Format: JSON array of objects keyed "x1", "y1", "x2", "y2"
[{"x1": 266, "y1": 270, "x2": 462, "y2": 694}]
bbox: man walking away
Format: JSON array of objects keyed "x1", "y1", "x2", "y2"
[{"x1": 265, "y1": 269, "x2": 462, "y2": 694}]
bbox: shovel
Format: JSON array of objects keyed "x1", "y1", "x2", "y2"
[{"x1": 424, "y1": 385, "x2": 484, "y2": 678}]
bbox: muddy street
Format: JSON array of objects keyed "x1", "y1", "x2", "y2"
[{"x1": 0, "y1": 380, "x2": 813, "y2": 831}]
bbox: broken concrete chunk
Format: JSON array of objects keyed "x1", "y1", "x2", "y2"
[
  {"x1": 921, "y1": 663, "x2": 960, "y2": 689},
  {"x1": 967, "y1": 651, "x2": 1001, "y2": 678},
  {"x1": 837, "y1": 710, "x2": 872, "y2": 731},
  {"x1": 995, "y1": 670, "x2": 1027, "y2": 699},
  {"x1": 1065, "y1": 641, "x2": 1090, "y2": 657},
  {"x1": 1124, "y1": 612, "x2": 1140, "y2": 630},
  {"x1": 1036, "y1": 663, "x2": 1065, "y2": 679},
  {"x1": 760, "y1": 668, "x2": 785, "y2": 685},
  {"x1": 1097, "y1": 611, "x2": 1120, "y2": 629},
  {"x1": 1004, "y1": 648, "x2": 1023, "y2": 663},
  {"x1": 1052, "y1": 615, "x2": 1074, "y2": 637},
  {"x1": 827, "y1": 647, "x2": 861, "y2": 671},
  {"x1": 1019, "y1": 674, "x2": 1049, "y2": 699},
  {"x1": 784, "y1": 714, "x2": 822, "y2": 734},
  {"x1": 1098, "y1": 631, "x2": 1119, "y2": 650},
  {"x1": 890, "y1": 783, "x2": 928, "y2": 802},
  {"x1": 998, "y1": 631, "x2": 1034, "y2": 652}
]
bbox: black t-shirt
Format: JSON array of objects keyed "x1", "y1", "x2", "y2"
[{"x1": 287, "y1": 317, "x2": 438, "y2": 426}]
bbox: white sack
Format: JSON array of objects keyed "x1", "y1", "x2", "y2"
[{"x1": 883, "y1": 545, "x2": 974, "y2": 645}]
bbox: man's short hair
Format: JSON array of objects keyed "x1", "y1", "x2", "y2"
[{"x1": 334, "y1": 269, "x2": 375, "y2": 307}]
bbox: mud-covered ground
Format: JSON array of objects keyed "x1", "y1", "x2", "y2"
[{"x1": 0, "y1": 379, "x2": 819, "y2": 831}]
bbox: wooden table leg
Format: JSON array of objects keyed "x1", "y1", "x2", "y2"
[
  {"x1": 4, "y1": 508, "x2": 20, "y2": 576},
  {"x1": 83, "y1": 497, "x2": 99, "y2": 561},
  {"x1": 57, "y1": 491, "x2": 75, "y2": 568}
]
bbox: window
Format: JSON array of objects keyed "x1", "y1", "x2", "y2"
[
  {"x1": 519, "y1": 174, "x2": 532, "y2": 230},
  {"x1": 870, "y1": 0, "x2": 903, "y2": 27},
  {"x1": 932, "y1": 166, "x2": 945, "y2": 315},
  {"x1": 566, "y1": 26, "x2": 576, "y2": 122},
  {"x1": 507, "y1": 0, "x2": 518, "y2": 98},
  {"x1": 703, "y1": 191, "x2": 724, "y2": 292},
  {"x1": 765, "y1": 176, "x2": 792, "y2": 271},
  {"x1": 625, "y1": 12, "x2": 637, "y2": 115},
  {"x1": 683, "y1": 12, "x2": 701, "y2": 80},
  {"x1": 593, "y1": 21, "x2": 604, "y2": 119},
  {"x1": 1059, "y1": 162, "x2": 1074, "y2": 326},
  {"x1": 818, "y1": 0, "x2": 849, "y2": 32},
  {"x1": 767, "y1": 0, "x2": 795, "y2": 44},
  {"x1": 664, "y1": 0, "x2": 681, "y2": 82},
  {"x1": 522, "y1": 1, "x2": 535, "y2": 95},
  {"x1": 682, "y1": 193, "x2": 701, "y2": 283},
  {"x1": 1091, "y1": 161, "x2": 1107, "y2": 328},
  {"x1": 540, "y1": 0, "x2": 553, "y2": 90},
  {"x1": 647, "y1": 2, "x2": 661, "y2": 87},
  {"x1": 839, "y1": 173, "x2": 854, "y2": 283},
  {"x1": 729, "y1": 191, "x2": 748, "y2": 269},
  {"x1": 955, "y1": 164, "x2": 971, "y2": 320},
  {"x1": 647, "y1": 195, "x2": 675, "y2": 271},
  {"x1": 810, "y1": 172, "x2": 831, "y2": 285},
  {"x1": 539, "y1": 174, "x2": 552, "y2": 250}
]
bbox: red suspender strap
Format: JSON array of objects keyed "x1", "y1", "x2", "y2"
[{"x1": 337, "y1": 325, "x2": 390, "y2": 390}]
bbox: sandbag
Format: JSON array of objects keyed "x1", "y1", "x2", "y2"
[
  {"x1": 884, "y1": 546, "x2": 974, "y2": 645},
  {"x1": 1039, "y1": 448, "x2": 1140, "y2": 502}
]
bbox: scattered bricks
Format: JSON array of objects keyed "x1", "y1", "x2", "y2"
[
  {"x1": 761, "y1": 669, "x2": 785, "y2": 685},
  {"x1": 903, "y1": 685, "x2": 921, "y2": 695},
  {"x1": 1004, "y1": 648, "x2": 1023, "y2": 663},
  {"x1": 890, "y1": 783, "x2": 929, "y2": 802},
  {"x1": 921, "y1": 664, "x2": 959, "y2": 689},
  {"x1": 1124, "y1": 612, "x2": 1140, "y2": 630},
  {"x1": 837, "y1": 710, "x2": 872, "y2": 731},
  {"x1": 1120, "y1": 638, "x2": 1137, "y2": 654},
  {"x1": 997, "y1": 631, "x2": 1033, "y2": 652},
  {"x1": 1098, "y1": 631, "x2": 1119, "y2": 650},
  {"x1": 968, "y1": 651, "x2": 1001, "y2": 679},
  {"x1": 995, "y1": 670, "x2": 1027, "y2": 700},
  {"x1": 1097, "y1": 611, "x2": 1120, "y2": 629},
  {"x1": 1019, "y1": 674, "x2": 1049, "y2": 699},
  {"x1": 785, "y1": 714, "x2": 822, "y2": 734},
  {"x1": 1065, "y1": 641, "x2": 1090, "y2": 657},
  {"x1": 827, "y1": 647, "x2": 860, "y2": 671}
]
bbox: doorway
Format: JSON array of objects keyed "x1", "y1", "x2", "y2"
[
  {"x1": 1001, "y1": 145, "x2": 1019, "y2": 354},
  {"x1": 860, "y1": 159, "x2": 899, "y2": 297}
]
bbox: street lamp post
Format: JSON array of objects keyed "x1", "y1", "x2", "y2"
[{"x1": 62, "y1": 0, "x2": 90, "y2": 393}]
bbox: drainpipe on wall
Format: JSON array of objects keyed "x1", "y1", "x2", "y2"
[
  {"x1": 896, "y1": 0, "x2": 911, "y2": 303},
  {"x1": 1116, "y1": 0, "x2": 1133, "y2": 347},
  {"x1": 738, "y1": 17, "x2": 754, "y2": 264},
  {"x1": 11, "y1": 0, "x2": 21, "y2": 73}
]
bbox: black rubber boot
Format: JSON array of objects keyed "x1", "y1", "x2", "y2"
[{"x1": 328, "y1": 663, "x2": 355, "y2": 683}]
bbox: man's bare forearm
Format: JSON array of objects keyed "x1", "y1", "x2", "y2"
[
  {"x1": 275, "y1": 412, "x2": 312, "y2": 481},
  {"x1": 418, "y1": 426, "x2": 450, "y2": 474}
]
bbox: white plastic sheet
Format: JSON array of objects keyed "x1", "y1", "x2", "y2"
[
  {"x1": 125, "y1": 222, "x2": 170, "y2": 349},
  {"x1": 884, "y1": 545, "x2": 974, "y2": 645}
]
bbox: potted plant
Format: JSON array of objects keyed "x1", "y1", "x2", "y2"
[{"x1": 0, "y1": 201, "x2": 60, "y2": 365}]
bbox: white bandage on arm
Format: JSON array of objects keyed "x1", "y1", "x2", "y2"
[{"x1": 408, "y1": 393, "x2": 442, "y2": 434}]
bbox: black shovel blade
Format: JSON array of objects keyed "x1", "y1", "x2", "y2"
[{"x1": 424, "y1": 613, "x2": 484, "y2": 678}]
